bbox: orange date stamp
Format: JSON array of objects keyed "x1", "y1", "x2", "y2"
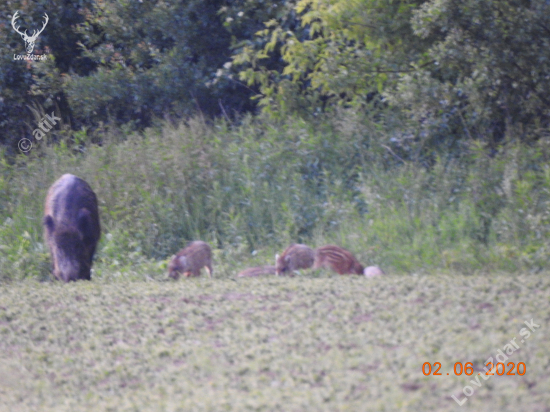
[
  {"x1": 447, "y1": 319, "x2": 539, "y2": 406},
  {"x1": 423, "y1": 361, "x2": 526, "y2": 376}
]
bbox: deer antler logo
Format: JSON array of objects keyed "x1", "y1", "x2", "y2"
[{"x1": 11, "y1": 11, "x2": 49, "y2": 54}]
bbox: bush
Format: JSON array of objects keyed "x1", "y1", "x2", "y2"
[{"x1": 387, "y1": 0, "x2": 550, "y2": 146}]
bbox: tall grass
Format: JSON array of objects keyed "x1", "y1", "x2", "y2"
[{"x1": 1, "y1": 113, "x2": 549, "y2": 281}]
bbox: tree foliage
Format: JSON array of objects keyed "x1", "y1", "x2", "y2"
[
  {"x1": 0, "y1": 0, "x2": 263, "y2": 152},
  {"x1": 1, "y1": 0, "x2": 549, "y2": 154},
  {"x1": 387, "y1": 0, "x2": 550, "y2": 145},
  {"x1": 233, "y1": 0, "x2": 550, "y2": 146},
  {"x1": 0, "y1": 0, "x2": 95, "y2": 152},
  {"x1": 64, "y1": 0, "x2": 258, "y2": 128},
  {"x1": 233, "y1": 0, "x2": 430, "y2": 117}
]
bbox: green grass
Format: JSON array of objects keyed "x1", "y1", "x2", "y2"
[
  {"x1": 0, "y1": 273, "x2": 549, "y2": 411},
  {"x1": 2, "y1": 111, "x2": 550, "y2": 409},
  {"x1": 2, "y1": 114, "x2": 550, "y2": 281}
]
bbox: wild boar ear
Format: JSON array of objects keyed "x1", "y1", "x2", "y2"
[
  {"x1": 178, "y1": 256, "x2": 187, "y2": 266},
  {"x1": 77, "y1": 208, "x2": 92, "y2": 237},
  {"x1": 43, "y1": 215, "x2": 55, "y2": 234}
]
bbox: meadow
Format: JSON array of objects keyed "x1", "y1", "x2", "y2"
[
  {"x1": 2, "y1": 114, "x2": 550, "y2": 281},
  {"x1": 2, "y1": 1, "x2": 549, "y2": 409},
  {"x1": 0, "y1": 273, "x2": 548, "y2": 411},
  {"x1": 1, "y1": 114, "x2": 550, "y2": 410}
]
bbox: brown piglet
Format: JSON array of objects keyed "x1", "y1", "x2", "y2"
[
  {"x1": 275, "y1": 244, "x2": 315, "y2": 275},
  {"x1": 43, "y1": 174, "x2": 101, "y2": 282},
  {"x1": 313, "y1": 245, "x2": 364, "y2": 275},
  {"x1": 237, "y1": 265, "x2": 277, "y2": 278},
  {"x1": 168, "y1": 241, "x2": 213, "y2": 279}
]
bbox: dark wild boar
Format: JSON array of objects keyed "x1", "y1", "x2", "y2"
[
  {"x1": 44, "y1": 174, "x2": 101, "y2": 282},
  {"x1": 168, "y1": 241, "x2": 213, "y2": 279},
  {"x1": 275, "y1": 244, "x2": 315, "y2": 275},
  {"x1": 237, "y1": 265, "x2": 277, "y2": 278},
  {"x1": 313, "y1": 245, "x2": 364, "y2": 275}
]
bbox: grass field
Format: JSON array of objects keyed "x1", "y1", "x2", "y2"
[
  {"x1": 0, "y1": 273, "x2": 548, "y2": 411},
  {"x1": 2, "y1": 43, "x2": 550, "y2": 412}
]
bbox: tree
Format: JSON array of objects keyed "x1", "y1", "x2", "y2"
[
  {"x1": 0, "y1": 0, "x2": 95, "y2": 153},
  {"x1": 232, "y1": 0, "x2": 430, "y2": 117},
  {"x1": 65, "y1": 0, "x2": 256, "y2": 128},
  {"x1": 387, "y1": 0, "x2": 550, "y2": 145}
]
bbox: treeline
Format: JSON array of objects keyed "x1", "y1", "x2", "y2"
[{"x1": 2, "y1": 0, "x2": 549, "y2": 155}]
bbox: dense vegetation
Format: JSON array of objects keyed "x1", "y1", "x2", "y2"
[
  {"x1": 1, "y1": 114, "x2": 550, "y2": 280},
  {"x1": 2, "y1": 0, "x2": 549, "y2": 151}
]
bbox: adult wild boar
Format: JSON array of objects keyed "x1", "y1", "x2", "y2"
[{"x1": 43, "y1": 174, "x2": 101, "y2": 282}]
